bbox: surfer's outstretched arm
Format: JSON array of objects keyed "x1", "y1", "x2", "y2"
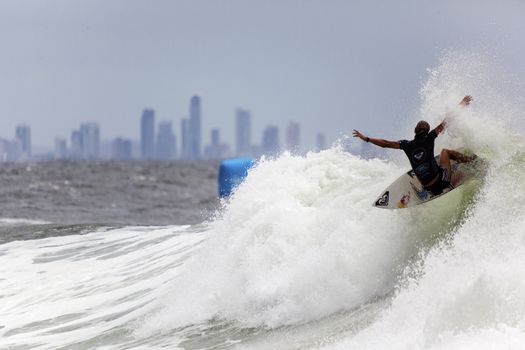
[
  {"x1": 352, "y1": 130, "x2": 400, "y2": 149},
  {"x1": 433, "y1": 121, "x2": 446, "y2": 136},
  {"x1": 433, "y1": 95, "x2": 473, "y2": 136}
]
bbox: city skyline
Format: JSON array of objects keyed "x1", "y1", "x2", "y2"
[
  {"x1": 0, "y1": 99, "x2": 330, "y2": 154},
  {"x1": 0, "y1": 94, "x2": 329, "y2": 162}
]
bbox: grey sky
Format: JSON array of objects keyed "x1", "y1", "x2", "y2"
[{"x1": 1, "y1": 0, "x2": 524, "y2": 150}]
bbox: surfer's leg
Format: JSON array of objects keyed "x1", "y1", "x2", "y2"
[
  {"x1": 439, "y1": 149, "x2": 452, "y2": 174},
  {"x1": 446, "y1": 149, "x2": 474, "y2": 163}
]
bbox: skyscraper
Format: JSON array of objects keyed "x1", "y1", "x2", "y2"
[
  {"x1": 204, "y1": 128, "x2": 230, "y2": 159},
  {"x1": 316, "y1": 133, "x2": 327, "y2": 151},
  {"x1": 189, "y1": 95, "x2": 201, "y2": 159},
  {"x1": 141, "y1": 109, "x2": 155, "y2": 159},
  {"x1": 0, "y1": 138, "x2": 9, "y2": 162},
  {"x1": 54, "y1": 138, "x2": 67, "y2": 159},
  {"x1": 262, "y1": 126, "x2": 280, "y2": 156},
  {"x1": 15, "y1": 124, "x2": 31, "y2": 159},
  {"x1": 211, "y1": 128, "x2": 220, "y2": 147},
  {"x1": 204, "y1": 128, "x2": 219, "y2": 159},
  {"x1": 70, "y1": 130, "x2": 83, "y2": 159},
  {"x1": 111, "y1": 138, "x2": 132, "y2": 160},
  {"x1": 156, "y1": 121, "x2": 176, "y2": 160},
  {"x1": 235, "y1": 109, "x2": 251, "y2": 156},
  {"x1": 80, "y1": 123, "x2": 100, "y2": 159},
  {"x1": 286, "y1": 121, "x2": 300, "y2": 152},
  {"x1": 181, "y1": 118, "x2": 191, "y2": 160},
  {"x1": 0, "y1": 138, "x2": 20, "y2": 162}
]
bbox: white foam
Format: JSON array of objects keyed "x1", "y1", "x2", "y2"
[
  {"x1": 327, "y1": 51, "x2": 525, "y2": 350},
  {"x1": 0, "y1": 218, "x2": 51, "y2": 226},
  {"x1": 141, "y1": 146, "x2": 475, "y2": 333},
  {"x1": 0, "y1": 225, "x2": 202, "y2": 349}
]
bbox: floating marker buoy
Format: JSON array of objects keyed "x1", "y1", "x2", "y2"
[{"x1": 218, "y1": 158, "x2": 255, "y2": 197}]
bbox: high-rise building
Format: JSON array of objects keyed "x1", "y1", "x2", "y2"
[
  {"x1": 262, "y1": 126, "x2": 280, "y2": 156},
  {"x1": 286, "y1": 121, "x2": 300, "y2": 152},
  {"x1": 316, "y1": 133, "x2": 327, "y2": 151},
  {"x1": 204, "y1": 128, "x2": 230, "y2": 159},
  {"x1": 141, "y1": 109, "x2": 155, "y2": 159},
  {"x1": 211, "y1": 128, "x2": 220, "y2": 147},
  {"x1": 112, "y1": 138, "x2": 132, "y2": 160},
  {"x1": 0, "y1": 138, "x2": 9, "y2": 162},
  {"x1": 80, "y1": 123, "x2": 100, "y2": 159},
  {"x1": 131, "y1": 140, "x2": 141, "y2": 159},
  {"x1": 156, "y1": 121, "x2": 176, "y2": 160},
  {"x1": 54, "y1": 138, "x2": 67, "y2": 159},
  {"x1": 70, "y1": 130, "x2": 83, "y2": 159},
  {"x1": 189, "y1": 95, "x2": 201, "y2": 159},
  {"x1": 235, "y1": 109, "x2": 251, "y2": 156},
  {"x1": 0, "y1": 138, "x2": 20, "y2": 162},
  {"x1": 204, "y1": 128, "x2": 218, "y2": 159},
  {"x1": 181, "y1": 118, "x2": 191, "y2": 160},
  {"x1": 15, "y1": 124, "x2": 31, "y2": 159}
]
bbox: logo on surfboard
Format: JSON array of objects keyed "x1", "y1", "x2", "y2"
[
  {"x1": 398, "y1": 193, "x2": 410, "y2": 208},
  {"x1": 375, "y1": 191, "x2": 389, "y2": 206}
]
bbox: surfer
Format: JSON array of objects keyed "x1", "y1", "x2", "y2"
[{"x1": 352, "y1": 95, "x2": 476, "y2": 195}]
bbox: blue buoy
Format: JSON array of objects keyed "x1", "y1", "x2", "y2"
[{"x1": 218, "y1": 158, "x2": 255, "y2": 197}]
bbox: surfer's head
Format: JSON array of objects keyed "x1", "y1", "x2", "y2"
[{"x1": 414, "y1": 121, "x2": 430, "y2": 136}]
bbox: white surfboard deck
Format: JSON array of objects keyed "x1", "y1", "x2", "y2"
[{"x1": 373, "y1": 152, "x2": 481, "y2": 209}]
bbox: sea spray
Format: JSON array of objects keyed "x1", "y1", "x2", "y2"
[
  {"x1": 142, "y1": 148, "x2": 475, "y2": 333},
  {"x1": 331, "y1": 150, "x2": 525, "y2": 349},
  {"x1": 328, "y1": 51, "x2": 525, "y2": 350}
]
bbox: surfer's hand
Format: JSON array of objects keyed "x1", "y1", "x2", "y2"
[
  {"x1": 352, "y1": 130, "x2": 366, "y2": 141},
  {"x1": 460, "y1": 95, "x2": 473, "y2": 106}
]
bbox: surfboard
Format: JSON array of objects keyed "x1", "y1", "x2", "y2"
[{"x1": 373, "y1": 152, "x2": 483, "y2": 209}]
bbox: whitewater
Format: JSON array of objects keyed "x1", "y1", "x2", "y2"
[{"x1": 2, "y1": 52, "x2": 525, "y2": 349}]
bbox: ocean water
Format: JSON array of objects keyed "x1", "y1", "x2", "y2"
[
  {"x1": 0, "y1": 161, "x2": 219, "y2": 229},
  {"x1": 2, "y1": 52, "x2": 525, "y2": 349}
]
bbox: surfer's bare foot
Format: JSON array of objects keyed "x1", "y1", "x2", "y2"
[
  {"x1": 468, "y1": 154, "x2": 478, "y2": 162},
  {"x1": 458, "y1": 154, "x2": 478, "y2": 163}
]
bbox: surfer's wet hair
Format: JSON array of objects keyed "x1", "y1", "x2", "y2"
[{"x1": 415, "y1": 121, "x2": 430, "y2": 136}]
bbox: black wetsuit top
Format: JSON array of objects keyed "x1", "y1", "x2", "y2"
[{"x1": 399, "y1": 131, "x2": 440, "y2": 186}]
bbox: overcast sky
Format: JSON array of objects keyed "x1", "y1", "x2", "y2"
[{"x1": 1, "y1": 0, "x2": 524, "y2": 150}]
